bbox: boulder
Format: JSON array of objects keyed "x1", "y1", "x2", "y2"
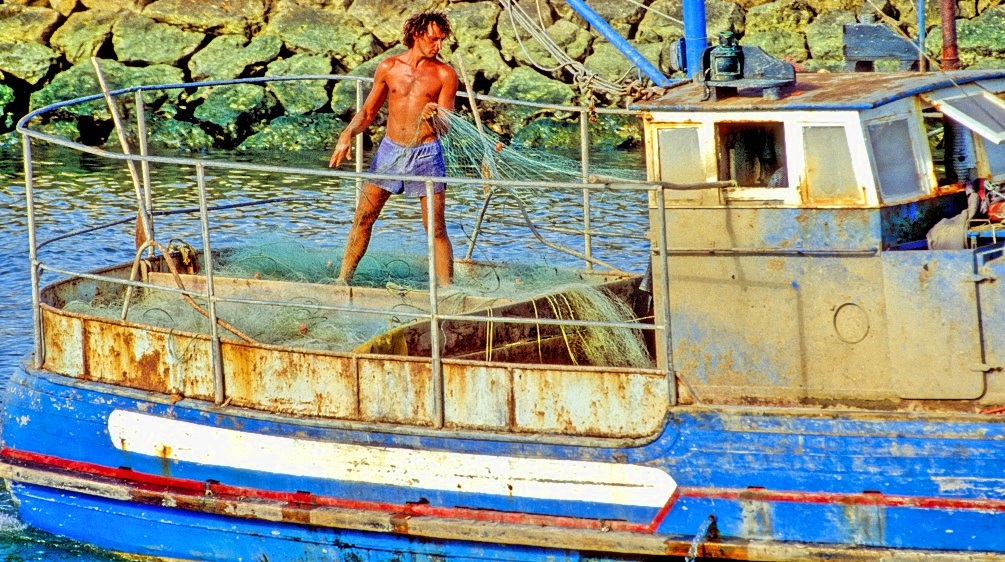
[
  {"x1": 582, "y1": 41, "x2": 664, "y2": 84},
  {"x1": 512, "y1": 113, "x2": 641, "y2": 149},
  {"x1": 547, "y1": 0, "x2": 643, "y2": 37},
  {"x1": 50, "y1": 9, "x2": 118, "y2": 65},
  {"x1": 745, "y1": 0, "x2": 815, "y2": 34},
  {"x1": 30, "y1": 59, "x2": 184, "y2": 118},
  {"x1": 346, "y1": 0, "x2": 446, "y2": 46},
  {"x1": 447, "y1": 1, "x2": 499, "y2": 43},
  {"x1": 637, "y1": 0, "x2": 745, "y2": 45},
  {"x1": 0, "y1": 5, "x2": 61, "y2": 43},
  {"x1": 925, "y1": 9, "x2": 1005, "y2": 67},
  {"x1": 487, "y1": 66, "x2": 574, "y2": 135},
  {"x1": 0, "y1": 41, "x2": 57, "y2": 84},
  {"x1": 50, "y1": 0, "x2": 79, "y2": 16},
  {"x1": 189, "y1": 34, "x2": 282, "y2": 81},
  {"x1": 265, "y1": 53, "x2": 332, "y2": 115},
  {"x1": 192, "y1": 83, "x2": 276, "y2": 143},
  {"x1": 265, "y1": 0, "x2": 376, "y2": 71},
  {"x1": 81, "y1": 0, "x2": 153, "y2": 10},
  {"x1": 145, "y1": 113, "x2": 214, "y2": 150},
  {"x1": 498, "y1": 15, "x2": 592, "y2": 69},
  {"x1": 143, "y1": 0, "x2": 268, "y2": 35},
  {"x1": 805, "y1": 9, "x2": 855, "y2": 61},
  {"x1": 112, "y1": 11, "x2": 204, "y2": 65},
  {"x1": 741, "y1": 30, "x2": 809, "y2": 62},
  {"x1": 448, "y1": 38, "x2": 510, "y2": 84},
  {"x1": 239, "y1": 113, "x2": 345, "y2": 151}
]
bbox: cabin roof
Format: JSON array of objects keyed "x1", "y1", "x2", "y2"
[{"x1": 632, "y1": 70, "x2": 1005, "y2": 113}]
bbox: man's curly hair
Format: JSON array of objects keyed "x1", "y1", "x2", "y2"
[{"x1": 403, "y1": 12, "x2": 452, "y2": 48}]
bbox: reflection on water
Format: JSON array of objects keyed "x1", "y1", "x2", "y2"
[{"x1": 0, "y1": 143, "x2": 649, "y2": 560}]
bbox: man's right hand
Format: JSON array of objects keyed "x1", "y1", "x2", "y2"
[{"x1": 329, "y1": 134, "x2": 353, "y2": 168}]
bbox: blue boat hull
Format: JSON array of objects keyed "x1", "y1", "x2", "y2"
[{"x1": 4, "y1": 365, "x2": 1005, "y2": 560}]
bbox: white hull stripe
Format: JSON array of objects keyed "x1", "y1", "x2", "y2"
[{"x1": 108, "y1": 410, "x2": 677, "y2": 508}]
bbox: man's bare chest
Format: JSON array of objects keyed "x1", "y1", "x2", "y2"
[{"x1": 387, "y1": 68, "x2": 441, "y2": 99}]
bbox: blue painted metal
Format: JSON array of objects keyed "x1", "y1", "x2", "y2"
[
  {"x1": 562, "y1": 0, "x2": 671, "y2": 87},
  {"x1": 683, "y1": 0, "x2": 708, "y2": 78},
  {"x1": 7, "y1": 366, "x2": 1005, "y2": 556}
]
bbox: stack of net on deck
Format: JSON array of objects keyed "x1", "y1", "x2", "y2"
[{"x1": 65, "y1": 111, "x2": 651, "y2": 368}]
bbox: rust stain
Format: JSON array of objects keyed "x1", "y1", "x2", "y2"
[{"x1": 389, "y1": 513, "x2": 410, "y2": 534}]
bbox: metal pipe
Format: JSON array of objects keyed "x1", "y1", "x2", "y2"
[
  {"x1": 580, "y1": 110, "x2": 593, "y2": 270},
  {"x1": 683, "y1": 0, "x2": 709, "y2": 79},
  {"x1": 563, "y1": 0, "x2": 672, "y2": 86},
  {"x1": 940, "y1": 0, "x2": 959, "y2": 70},
  {"x1": 917, "y1": 0, "x2": 927, "y2": 71},
  {"x1": 354, "y1": 80, "x2": 364, "y2": 202},
  {"x1": 22, "y1": 136, "x2": 43, "y2": 370},
  {"x1": 195, "y1": 163, "x2": 225, "y2": 405},
  {"x1": 134, "y1": 91, "x2": 155, "y2": 252},
  {"x1": 425, "y1": 179, "x2": 444, "y2": 429},
  {"x1": 655, "y1": 186, "x2": 677, "y2": 405}
]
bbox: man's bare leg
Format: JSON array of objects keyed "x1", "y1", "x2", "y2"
[
  {"x1": 338, "y1": 183, "x2": 391, "y2": 285},
  {"x1": 420, "y1": 189, "x2": 454, "y2": 286}
]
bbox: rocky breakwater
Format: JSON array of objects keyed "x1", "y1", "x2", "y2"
[{"x1": 0, "y1": 0, "x2": 1003, "y2": 154}]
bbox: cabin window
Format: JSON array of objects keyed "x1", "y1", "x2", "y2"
[
  {"x1": 923, "y1": 112, "x2": 949, "y2": 184},
  {"x1": 984, "y1": 138, "x2": 1005, "y2": 178},
  {"x1": 931, "y1": 92, "x2": 1005, "y2": 145},
  {"x1": 656, "y1": 126, "x2": 707, "y2": 201},
  {"x1": 803, "y1": 126, "x2": 860, "y2": 202},
  {"x1": 867, "y1": 118, "x2": 923, "y2": 200},
  {"x1": 716, "y1": 122, "x2": 786, "y2": 188}
]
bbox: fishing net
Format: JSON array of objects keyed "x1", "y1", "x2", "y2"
[{"x1": 63, "y1": 233, "x2": 652, "y2": 367}]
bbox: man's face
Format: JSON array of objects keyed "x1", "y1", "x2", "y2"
[{"x1": 416, "y1": 23, "x2": 446, "y2": 57}]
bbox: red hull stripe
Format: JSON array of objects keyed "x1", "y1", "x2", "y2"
[
  {"x1": 1, "y1": 447, "x2": 668, "y2": 532},
  {"x1": 677, "y1": 486, "x2": 1005, "y2": 512}
]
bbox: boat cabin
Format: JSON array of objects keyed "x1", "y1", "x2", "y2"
[{"x1": 636, "y1": 71, "x2": 1005, "y2": 408}]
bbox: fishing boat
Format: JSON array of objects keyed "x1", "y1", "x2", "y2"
[{"x1": 5, "y1": 0, "x2": 1005, "y2": 559}]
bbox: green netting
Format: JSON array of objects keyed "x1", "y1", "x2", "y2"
[{"x1": 63, "y1": 234, "x2": 651, "y2": 367}]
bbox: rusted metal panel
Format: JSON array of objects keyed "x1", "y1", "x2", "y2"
[
  {"x1": 882, "y1": 251, "x2": 984, "y2": 399},
  {"x1": 222, "y1": 341, "x2": 358, "y2": 418},
  {"x1": 512, "y1": 367, "x2": 667, "y2": 437},
  {"x1": 358, "y1": 356, "x2": 433, "y2": 426},
  {"x1": 443, "y1": 362, "x2": 512, "y2": 430},
  {"x1": 40, "y1": 307, "x2": 84, "y2": 377},
  {"x1": 79, "y1": 316, "x2": 214, "y2": 399}
]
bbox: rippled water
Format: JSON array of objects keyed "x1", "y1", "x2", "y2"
[{"x1": 0, "y1": 143, "x2": 649, "y2": 559}]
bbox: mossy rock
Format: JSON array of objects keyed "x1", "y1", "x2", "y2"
[
  {"x1": 513, "y1": 113, "x2": 642, "y2": 150},
  {"x1": 238, "y1": 113, "x2": 345, "y2": 151},
  {"x1": 30, "y1": 59, "x2": 184, "y2": 119},
  {"x1": 192, "y1": 83, "x2": 276, "y2": 142},
  {"x1": 146, "y1": 116, "x2": 214, "y2": 151}
]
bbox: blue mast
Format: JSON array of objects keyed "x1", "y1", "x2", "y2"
[
  {"x1": 683, "y1": 0, "x2": 709, "y2": 78},
  {"x1": 563, "y1": 0, "x2": 672, "y2": 86}
]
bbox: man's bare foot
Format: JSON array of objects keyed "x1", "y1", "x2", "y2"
[{"x1": 333, "y1": 277, "x2": 349, "y2": 287}]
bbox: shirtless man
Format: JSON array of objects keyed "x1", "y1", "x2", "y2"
[{"x1": 329, "y1": 12, "x2": 458, "y2": 286}]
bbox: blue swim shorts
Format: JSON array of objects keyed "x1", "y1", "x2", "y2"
[{"x1": 368, "y1": 137, "x2": 447, "y2": 197}]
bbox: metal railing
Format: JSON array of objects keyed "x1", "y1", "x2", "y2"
[{"x1": 17, "y1": 75, "x2": 680, "y2": 423}]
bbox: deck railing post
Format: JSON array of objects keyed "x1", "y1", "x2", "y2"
[
  {"x1": 354, "y1": 79, "x2": 364, "y2": 201},
  {"x1": 656, "y1": 185, "x2": 677, "y2": 405},
  {"x1": 134, "y1": 91, "x2": 154, "y2": 252},
  {"x1": 425, "y1": 179, "x2": 444, "y2": 428},
  {"x1": 22, "y1": 136, "x2": 43, "y2": 369},
  {"x1": 580, "y1": 110, "x2": 593, "y2": 270},
  {"x1": 195, "y1": 163, "x2": 225, "y2": 404}
]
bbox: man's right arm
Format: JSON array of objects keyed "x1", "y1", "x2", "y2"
[{"x1": 329, "y1": 60, "x2": 392, "y2": 168}]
